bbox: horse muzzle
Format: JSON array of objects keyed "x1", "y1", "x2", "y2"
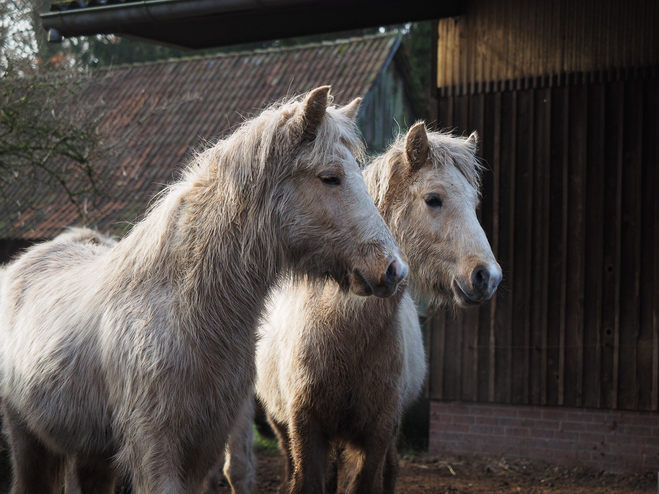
[
  {"x1": 453, "y1": 264, "x2": 502, "y2": 306},
  {"x1": 350, "y1": 255, "x2": 408, "y2": 298}
]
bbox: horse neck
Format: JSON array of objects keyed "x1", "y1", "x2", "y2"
[{"x1": 108, "y1": 166, "x2": 284, "y2": 332}]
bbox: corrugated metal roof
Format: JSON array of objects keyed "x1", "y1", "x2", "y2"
[{"x1": 2, "y1": 34, "x2": 398, "y2": 239}]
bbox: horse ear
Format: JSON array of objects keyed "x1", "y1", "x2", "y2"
[
  {"x1": 405, "y1": 122, "x2": 429, "y2": 172},
  {"x1": 340, "y1": 97, "x2": 362, "y2": 121},
  {"x1": 301, "y1": 86, "x2": 331, "y2": 141},
  {"x1": 466, "y1": 131, "x2": 479, "y2": 146}
]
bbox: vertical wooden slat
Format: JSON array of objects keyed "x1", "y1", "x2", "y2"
[
  {"x1": 425, "y1": 312, "x2": 433, "y2": 399},
  {"x1": 454, "y1": 94, "x2": 470, "y2": 134},
  {"x1": 583, "y1": 81, "x2": 605, "y2": 409},
  {"x1": 468, "y1": 92, "x2": 486, "y2": 402},
  {"x1": 558, "y1": 86, "x2": 570, "y2": 406},
  {"x1": 442, "y1": 309, "x2": 463, "y2": 401},
  {"x1": 461, "y1": 306, "x2": 478, "y2": 401},
  {"x1": 478, "y1": 91, "x2": 496, "y2": 402},
  {"x1": 651, "y1": 78, "x2": 659, "y2": 411},
  {"x1": 511, "y1": 88, "x2": 533, "y2": 404},
  {"x1": 564, "y1": 82, "x2": 587, "y2": 407},
  {"x1": 601, "y1": 80, "x2": 624, "y2": 409},
  {"x1": 529, "y1": 87, "x2": 551, "y2": 405},
  {"x1": 618, "y1": 80, "x2": 643, "y2": 410},
  {"x1": 638, "y1": 78, "x2": 656, "y2": 410},
  {"x1": 494, "y1": 89, "x2": 515, "y2": 404},
  {"x1": 438, "y1": 97, "x2": 453, "y2": 129},
  {"x1": 489, "y1": 90, "x2": 502, "y2": 402},
  {"x1": 546, "y1": 84, "x2": 568, "y2": 406},
  {"x1": 430, "y1": 309, "x2": 447, "y2": 400}
]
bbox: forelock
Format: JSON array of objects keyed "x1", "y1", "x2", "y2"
[
  {"x1": 184, "y1": 92, "x2": 364, "y2": 186},
  {"x1": 427, "y1": 132, "x2": 483, "y2": 192},
  {"x1": 304, "y1": 105, "x2": 365, "y2": 168}
]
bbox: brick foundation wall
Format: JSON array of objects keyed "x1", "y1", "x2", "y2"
[{"x1": 429, "y1": 401, "x2": 659, "y2": 473}]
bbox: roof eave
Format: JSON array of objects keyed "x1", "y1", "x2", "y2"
[{"x1": 41, "y1": 0, "x2": 463, "y2": 49}]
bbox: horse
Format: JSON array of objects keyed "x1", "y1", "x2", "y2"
[
  {"x1": 0, "y1": 86, "x2": 408, "y2": 494},
  {"x1": 227, "y1": 122, "x2": 502, "y2": 494},
  {"x1": 0, "y1": 228, "x2": 116, "y2": 494}
]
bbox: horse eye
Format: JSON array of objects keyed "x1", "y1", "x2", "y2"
[
  {"x1": 319, "y1": 174, "x2": 341, "y2": 186},
  {"x1": 425, "y1": 194, "x2": 443, "y2": 208}
]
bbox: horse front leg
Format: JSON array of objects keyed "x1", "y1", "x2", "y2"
[
  {"x1": 267, "y1": 416, "x2": 295, "y2": 493},
  {"x1": 288, "y1": 414, "x2": 329, "y2": 494},
  {"x1": 124, "y1": 441, "x2": 190, "y2": 494},
  {"x1": 73, "y1": 456, "x2": 116, "y2": 494},
  {"x1": 381, "y1": 441, "x2": 399, "y2": 494},
  {"x1": 3, "y1": 406, "x2": 66, "y2": 494},
  {"x1": 343, "y1": 430, "x2": 395, "y2": 494},
  {"x1": 223, "y1": 396, "x2": 257, "y2": 494}
]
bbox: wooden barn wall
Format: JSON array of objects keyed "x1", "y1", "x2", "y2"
[
  {"x1": 428, "y1": 68, "x2": 659, "y2": 411},
  {"x1": 436, "y1": 0, "x2": 659, "y2": 90}
]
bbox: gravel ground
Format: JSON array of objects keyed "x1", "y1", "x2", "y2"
[{"x1": 208, "y1": 452, "x2": 657, "y2": 493}]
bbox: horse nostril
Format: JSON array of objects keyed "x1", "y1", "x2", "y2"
[
  {"x1": 471, "y1": 265, "x2": 490, "y2": 292},
  {"x1": 385, "y1": 259, "x2": 397, "y2": 284}
]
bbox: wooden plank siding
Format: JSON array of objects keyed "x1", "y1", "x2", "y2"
[
  {"x1": 435, "y1": 0, "x2": 659, "y2": 91},
  {"x1": 428, "y1": 68, "x2": 659, "y2": 411}
]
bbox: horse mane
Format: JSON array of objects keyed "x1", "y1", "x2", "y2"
[{"x1": 363, "y1": 129, "x2": 483, "y2": 212}]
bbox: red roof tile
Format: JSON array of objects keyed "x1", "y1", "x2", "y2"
[{"x1": 2, "y1": 34, "x2": 399, "y2": 239}]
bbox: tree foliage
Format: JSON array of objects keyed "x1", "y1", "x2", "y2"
[
  {"x1": 0, "y1": 61, "x2": 104, "y2": 213},
  {"x1": 404, "y1": 22, "x2": 432, "y2": 114},
  {"x1": 0, "y1": 1, "x2": 109, "y2": 218}
]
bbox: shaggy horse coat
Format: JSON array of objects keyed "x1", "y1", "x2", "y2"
[
  {"x1": 233, "y1": 123, "x2": 501, "y2": 494},
  {"x1": 0, "y1": 87, "x2": 406, "y2": 494}
]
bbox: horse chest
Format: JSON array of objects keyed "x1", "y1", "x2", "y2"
[{"x1": 309, "y1": 358, "x2": 402, "y2": 437}]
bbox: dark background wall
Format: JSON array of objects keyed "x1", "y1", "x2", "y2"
[
  {"x1": 430, "y1": 69, "x2": 659, "y2": 412},
  {"x1": 428, "y1": 0, "x2": 659, "y2": 412}
]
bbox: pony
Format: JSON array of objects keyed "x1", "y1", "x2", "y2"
[
  {"x1": 226, "y1": 122, "x2": 502, "y2": 494},
  {"x1": 0, "y1": 228, "x2": 116, "y2": 494},
  {"x1": 0, "y1": 86, "x2": 407, "y2": 494}
]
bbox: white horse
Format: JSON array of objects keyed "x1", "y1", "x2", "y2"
[
  {"x1": 0, "y1": 86, "x2": 407, "y2": 494},
  {"x1": 226, "y1": 122, "x2": 502, "y2": 493}
]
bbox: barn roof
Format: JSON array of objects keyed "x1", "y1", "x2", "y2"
[{"x1": 2, "y1": 34, "x2": 403, "y2": 240}]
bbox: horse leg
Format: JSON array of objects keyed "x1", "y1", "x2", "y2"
[
  {"x1": 4, "y1": 409, "x2": 65, "y2": 494},
  {"x1": 267, "y1": 416, "x2": 294, "y2": 493},
  {"x1": 343, "y1": 433, "x2": 393, "y2": 494},
  {"x1": 223, "y1": 397, "x2": 257, "y2": 494},
  {"x1": 381, "y1": 442, "x2": 399, "y2": 494},
  {"x1": 74, "y1": 456, "x2": 116, "y2": 494},
  {"x1": 323, "y1": 451, "x2": 338, "y2": 494},
  {"x1": 288, "y1": 415, "x2": 329, "y2": 494}
]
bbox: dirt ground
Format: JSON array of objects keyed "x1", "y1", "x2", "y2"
[{"x1": 209, "y1": 452, "x2": 657, "y2": 494}]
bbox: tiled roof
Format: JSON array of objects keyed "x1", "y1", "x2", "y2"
[{"x1": 2, "y1": 34, "x2": 399, "y2": 239}]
